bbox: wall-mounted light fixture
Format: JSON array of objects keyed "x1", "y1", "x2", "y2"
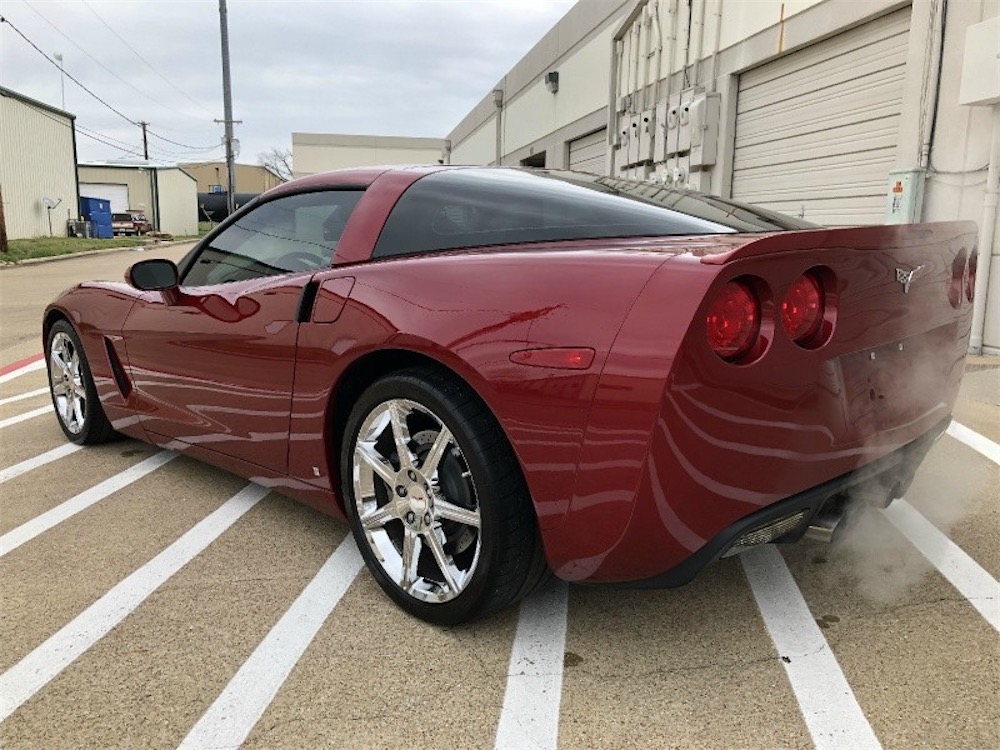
[{"x1": 544, "y1": 71, "x2": 559, "y2": 94}]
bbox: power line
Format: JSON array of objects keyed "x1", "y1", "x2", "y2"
[
  {"x1": 1, "y1": 14, "x2": 140, "y2": 127},
  {"x1": 1, "y1": 14, "x2": 221, "y2": 152},
  {"x1": 81, "y1": 0, "x2": 216, "y2": 117},
  {"x1": 20, "y1": 0, "x2": 210, "y2": 124}
]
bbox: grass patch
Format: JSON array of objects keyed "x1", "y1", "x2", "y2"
[{"x1": 2, "y1": 236, "x2": 152, "y2": 264}]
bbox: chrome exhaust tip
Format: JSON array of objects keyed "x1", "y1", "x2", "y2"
[{"x1": 804, "y1": 509, "x2": 843, "y2": 543}]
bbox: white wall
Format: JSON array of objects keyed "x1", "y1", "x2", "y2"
[
  {"x1": 155, "y1": 168, "x2": 197, "y2": 236},
  {"x1": 0, "y1": 91, "x2": 77, "y2": 239},
  {"x1": 293, "y1": 133, "x2": 446, "y2": 177}
]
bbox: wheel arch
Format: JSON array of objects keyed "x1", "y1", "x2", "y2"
[{"x1": 326, "y1": 346, "x2": 526, "y2": 516}]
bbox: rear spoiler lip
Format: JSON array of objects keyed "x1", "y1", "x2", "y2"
[{"x1": 698, "y1": 221, "x2": 979, "y2": 265}]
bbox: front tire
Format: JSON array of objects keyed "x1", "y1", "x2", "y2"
[
  {"x1": 46, "y1": 320, "x2": 117, "y2": 445},
  {"x1": 341, "y1": 366, "x2": 546, "y2": 625}
]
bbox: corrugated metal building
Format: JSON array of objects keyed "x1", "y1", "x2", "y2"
[
  {"x1": 0, "y1": 86, "x2": 79, "y2": 240},
  {"x1": 179, "y1": 161, "x2": 285, "y2": 194},
  {"x1": 292, "y1": 133, "x2": 447, "y2": 178},
  {"x1": 78, "y1": 162, "x2": 198, "y2": 236},
  {"x1": 446, "y1": 0, "x2": 1000, "y2": 354}
]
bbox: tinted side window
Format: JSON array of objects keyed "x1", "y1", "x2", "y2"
[
  {"x1": 373, "y1": 169, "x2": 738, "y2": 259},
  {"x1": 183, "y1": 190, "x2": 363, "y2": 286}
]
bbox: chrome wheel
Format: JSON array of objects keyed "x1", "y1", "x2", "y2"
[
  {"x1": 352, "y1": 398, "x2": 481, "y2": 603},
  {"x1": 49, "y1": 331, "x2": 87, "y2": 435}
]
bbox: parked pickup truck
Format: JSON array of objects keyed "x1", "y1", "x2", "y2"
[{"x1": 112, "y1": 213, "x2": 139, "y2": 236}]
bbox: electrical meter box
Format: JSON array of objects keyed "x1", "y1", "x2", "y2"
[
  {"x1": 665, "y1": 93, "x2": 681, "y2": 157},
  {"x1": 677, "y1": 88, "x2": 695, "y2": 154},
  {"x1": 689, "y1": 92, "x2": 721, "y2": 168},
  {"x1": 885, "y1": 169, "x2": 926, "y2": 224},
  {"x1": 627, "y1": 114, "x2": 641, "y2": 165},
  {"x1": 654, "y1": 100, "x2": 668, "y2": 162},
  {"x1": 638, "y1": 109, "x2": 655, "y2": 163}
]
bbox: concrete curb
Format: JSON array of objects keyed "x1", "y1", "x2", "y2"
[{"x1": 0, "y1": 239, "x2": 198, "y2": 269}]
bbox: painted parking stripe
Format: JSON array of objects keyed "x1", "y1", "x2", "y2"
[
  {"x1": 0, "y1": 451, "x2": 176, "y2": 558},
  {"x1": 883, "y1": 500, "x2": 1000, "y2": 632},
  {"x1": 494, "y1": 581, "x2": 570, "y2": 750},
  {"x1": 0, "y1": 483, "x2": 268, "y2": 722},
  {"x1": 0, "y1": 443, "x2": 82, "y2": 485},
  {"x1": 0, "y1": 406, "x2": 50, "y2": 430},
  {"x1": 742, "y1": 546, "x2": 882, "y2": 750},
  {"x1": 178, "y1": 537, "x2": 363, "y2": 749},
  {"x1": 947, "y1": 421, "x2": 1000, "y2": 465},
  {"x1": 0, "y1": 356, "x2": 45, "y2": 385},
  {"x1": 0, "y1": 387, "x2": 49, "y2": 407}
]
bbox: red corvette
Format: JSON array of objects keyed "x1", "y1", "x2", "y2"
[{"x1": 44, "y1": 167, "x2": 977, "y2": 624}]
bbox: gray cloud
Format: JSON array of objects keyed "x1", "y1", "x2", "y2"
[{"x1": 1, "y1": 0, "x2": 575, "y2": 164}]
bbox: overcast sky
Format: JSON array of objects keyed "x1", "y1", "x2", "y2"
[{"x1": 0, "y1": 0, "x2": 576, "y2": 165}]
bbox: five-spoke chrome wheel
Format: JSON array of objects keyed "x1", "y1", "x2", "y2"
[
  {"x1": 352, "y1": 397, "x2": 481, "y2": 603},
  {"x1": 49, "y1": 330, "x2": 87, "y2": 435}
]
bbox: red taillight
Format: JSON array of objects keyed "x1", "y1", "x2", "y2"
[
  {"x1": 782, "y1": 273, "x2": 824, "y2": 344},
  {"x1": 706, "y1": 281, "x2": 760, "y2": 361}
]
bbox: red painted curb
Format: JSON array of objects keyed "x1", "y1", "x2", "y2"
[{"x1": 0, "y1": 353, "x2": 44, "y2": 377}]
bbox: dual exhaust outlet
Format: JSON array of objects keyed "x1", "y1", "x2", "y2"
[{"x1": 803, "y1": 483, "x2": 901, "y2": 543}]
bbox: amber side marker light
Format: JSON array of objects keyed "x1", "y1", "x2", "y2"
[
  {"x1": 509, "y1": 347, "x2": 595, "y2": 370},
  {"x1": 782, "y1": 272, "x2": 824, "y2": 346},
  {"x1": 706, "y1": 280, "x2": 760, "y2": 361}
]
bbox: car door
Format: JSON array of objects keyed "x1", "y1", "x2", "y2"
[{"x1": 122, "y1": 189, "x2": 364, "y2": 473}]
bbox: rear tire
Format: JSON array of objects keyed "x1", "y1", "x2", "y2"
[
  {"x1": 46, "y1": 320, "x2": 118, "y2": 445},
  {"x1": 341, "y1": 366, "x2": 547, "y2": 625}
]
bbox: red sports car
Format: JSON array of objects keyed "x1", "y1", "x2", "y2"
[{"x1": 44, "y1": 167, "x2": 977, "y2": 624}]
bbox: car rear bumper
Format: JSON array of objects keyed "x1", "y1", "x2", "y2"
[{"x1": 618, "y1": 416, "x2": 949, "y2": 589}]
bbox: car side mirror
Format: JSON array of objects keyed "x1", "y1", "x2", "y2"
[{"x1": 127, "y1": 259, "x2": 179, "y2": 291}]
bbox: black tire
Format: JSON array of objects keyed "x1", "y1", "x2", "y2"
[
  {"x1": 46, "y1": 320, "x2": 118, "y2": 445},
  {"x1": 341, "y1": 366, "x2": 547, "y2": 625}
]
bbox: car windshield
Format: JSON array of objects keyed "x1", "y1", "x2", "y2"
[{"x1": 373, "y1": 167, "x2": 815, "y2": 259}]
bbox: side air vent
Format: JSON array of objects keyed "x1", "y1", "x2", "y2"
[{"x1": 104, "y1": 338, "x2": 132, "y2": 398}]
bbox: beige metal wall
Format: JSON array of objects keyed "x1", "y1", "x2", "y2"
[
  {"x1": 77, "y1": 166, "x2": 154, "y2": 214},
  {"x1": 155, "y1": 168, "x2": 198, "y2": 236},
  {"x1": 179, "y1": 162, "x2": 284, "y2": 193},
  {"x1": 0, "y1": 91, "x2": 78, "y2": 239},
  {"x1": 293, "y1": 133, "x2": 446, "y2": 177}
]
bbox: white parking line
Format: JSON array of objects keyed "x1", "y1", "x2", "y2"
[
  {"x1": 0, "y1": 443, "x2": 82, "y2": 485},
  {"x1": 947, "y1": 421, "x2": 1000, "y2": 465},
  {"x1": 494, "y1": 581, "x2": 570, "y2": 750},
  {"x1": 178, "y1": 537, "x2": 363, "y2": 749},
  {"x1": 0, "y1": 451, "x2": 176, "y2": 558},
  {"x1": 0, "y1": 387, "x2": 49, "y2": 407},
  {"x1": 0, "y1": 483, "x2": 268, "y2": 722},
  {"x1": 0, "y1": 358, "x2": 45, "y2": 385},
  {"x1": 883, "y1": 500, "x2": 1000, "y2": 632},
  {"x1": 742, "y1": 546, "x2": 882, "y2": 750},
  {"x1": 0, "y1": 406, "x2": 50, "y2": 429}
]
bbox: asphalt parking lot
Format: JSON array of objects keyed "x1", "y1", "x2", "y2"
[{"x1": 0, "y1": 248, "x2": 997, "y2": 749}]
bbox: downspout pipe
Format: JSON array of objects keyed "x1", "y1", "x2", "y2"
[
  {"x1": 969, "y1": 105, "x2": 1000, "y2": 354},
  {"x1": 710, "y1": 0, "x2": 725, "y2": 93}
]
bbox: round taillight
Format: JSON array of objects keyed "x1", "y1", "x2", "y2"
[
  {"x1": 706, "y1": 281, "x2": 760, "y2": 361},
  {"x1": 782, "y1": 273, "x2": 824, "y2": 344},
  {"x1": 967, "y1": 251, "x2": 977, "y2": 302}
]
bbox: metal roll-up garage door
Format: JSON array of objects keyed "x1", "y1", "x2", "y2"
[
  {"x1": 569, "y1": 128, "x2": 607, "y2": 174},
  {"x1": 731, "y1": 8, "x2": 910, "y2": 226},
  {"x1": 79, "y1": 183, "x2": 130, "y2": 213}
]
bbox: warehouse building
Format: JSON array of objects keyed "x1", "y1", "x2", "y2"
[
  {"x1": 0, "y1": 86, "x2": 79, "y2": 240},
  {"x1": 292, "y1": 133, "x2": 447, "y2": 178},
  {"x1": 446, "y1": 0, "x2": 1000, "y2": 354},
  {"x1": 179, "y1": 161, "x2": 285, "y2": 194},
  {"x1": 78, "y1": 161, "x2": 198, "y2": 237}
]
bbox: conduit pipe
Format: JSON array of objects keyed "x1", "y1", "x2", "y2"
[
  {"x1": 969, "y1": 105, "x2": 1000, "y2": 354},
  {"x1": 692, "y1": 0, "x2": 708, "y2": 85},
  {"x1": 710, "y1": 0, "x2": 724, "y2": 92}
]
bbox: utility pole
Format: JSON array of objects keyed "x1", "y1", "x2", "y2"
[
  {"x1": 493, "y1": 89, "x2": 504, "y2": 166},
  {"x1": 139, "y1": 121, "x2": 149, "y2": 160},
  {"x1": 53, "y1": 52, "x2": 65, "y2": 110},
  {"x1": 218, "y1": 0, "x2": 237, "y2": 216}
]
